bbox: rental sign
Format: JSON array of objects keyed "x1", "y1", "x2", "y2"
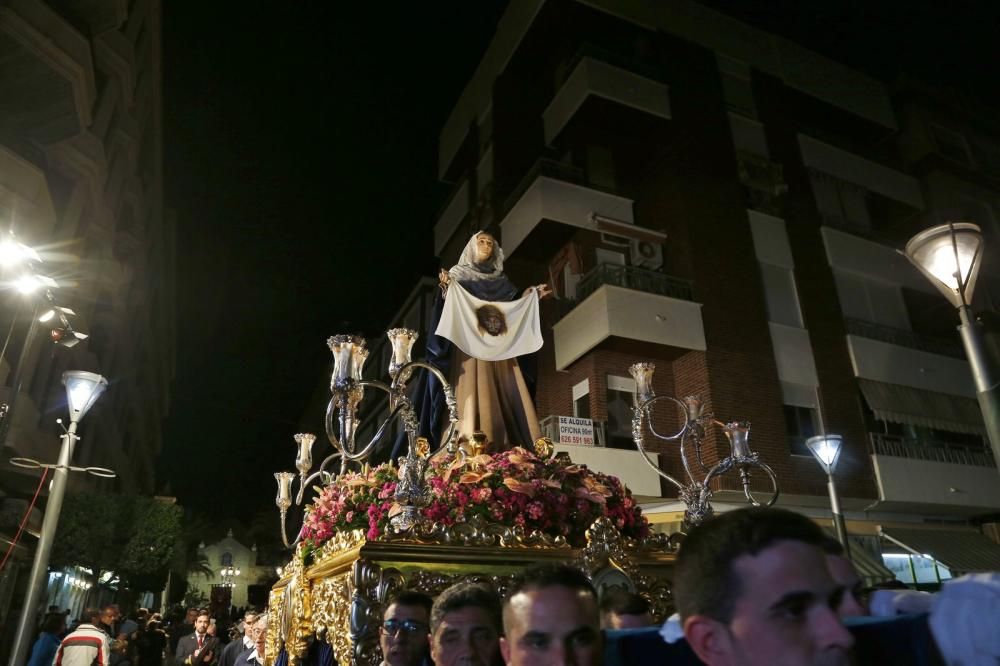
[{"x1": 557, "y1": 416, "x2": 595, "y2": 446}]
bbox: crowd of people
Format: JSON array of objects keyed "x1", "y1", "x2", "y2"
[
  {"x1": 25, "y1": 506, "x2": 998, "y2": 665},
  {"x1": 377, "y1": 507, "x2": 996, "y2": 666},
  {"x1": 25, "y1": 603, "x2": 270, "y2": 666}
]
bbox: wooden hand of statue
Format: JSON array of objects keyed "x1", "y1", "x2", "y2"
[{"x1": 522, "y1": 284, "x2": 553, "y2": 299}]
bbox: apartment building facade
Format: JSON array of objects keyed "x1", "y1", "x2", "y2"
[
  {"x1": 0, "y1": 0, "x2": 175, "y2": 645},
  {"x1": 353, "y1": 0, "x2": 1000, "y2": 583}
]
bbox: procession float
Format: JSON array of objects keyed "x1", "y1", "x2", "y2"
[{"x1": 266, "y1": 233, "x2": 779, "y2": 666}]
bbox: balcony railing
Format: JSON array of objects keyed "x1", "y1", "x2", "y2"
[
  {"x1": 844, "y1": 318, "x2": 965, "y2": 359},
  {"x1": 869, "y1": 432, "x2": 995, "y2": 468},
  {"x1": 576, "y1": 263, "x2": 694, "y2": 303},
  {"x1": 540, "y1": 414, "x2": 607, "y2": 447}
]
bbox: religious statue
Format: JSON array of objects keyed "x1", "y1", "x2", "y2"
[{"x1": 393, "y1": 232, "x2": 550, "y2": 457}]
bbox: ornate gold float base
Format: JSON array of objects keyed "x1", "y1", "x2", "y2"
[{"x1": 267, "y1": 517, "x2": 677, "y2": 666}]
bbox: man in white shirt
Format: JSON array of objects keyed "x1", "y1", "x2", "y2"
[
  {"x1": 244, "y1": 615, "x2": 267, "y2": 666},
  {"x1": 220, "y1": 611, "x2": 258, "y2": 666},
  {"x1": 53, "y1": 608, "x2": 111, "y2": 666}
]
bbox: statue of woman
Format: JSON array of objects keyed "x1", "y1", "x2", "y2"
[
  {"x1": 436, "y1": 232, "x2": 551, "y2": 451},
  {"x1": 391, "y1": 232, "x2": 549, "y2": 460}
]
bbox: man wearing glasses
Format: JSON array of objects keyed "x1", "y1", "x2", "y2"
[{"x1": 379, "y1": 591, "x2": 433, "y2": 666}]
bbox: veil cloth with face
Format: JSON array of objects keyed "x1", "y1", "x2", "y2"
[{"x1": 390, "y1": 233, "x2": 543, "y2": 459}]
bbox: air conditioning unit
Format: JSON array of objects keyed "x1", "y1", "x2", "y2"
[{"x1": 630, "y1": 239, "x2": 663, "y2": 270}]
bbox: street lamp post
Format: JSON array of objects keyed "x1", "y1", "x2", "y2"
[
  {"x1": 903, "y1": 222, "x2": 1000, "y2": 470},
  {"x1": 8, "y1": 371, "x2": 110, "y2": 666},
  {"x1": 806, "y1": 434, "x2": 850, "y2": 558}
]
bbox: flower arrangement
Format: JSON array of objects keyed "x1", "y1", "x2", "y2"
[{"x1": 299, "y1": 447, "x2": 649, "y2": 553}]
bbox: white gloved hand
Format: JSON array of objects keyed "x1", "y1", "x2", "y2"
[
  {"x1": 868, "y1": 589, "x2": 933, "y2": 617},
  {"x1": 659, "y1": 612, "x2": 684, "y2": 644},
  {"x1": 928, "y1": 573, "x2": 1000, "y2": 666}
]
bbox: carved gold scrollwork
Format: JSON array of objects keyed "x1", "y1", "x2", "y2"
[
  {"x1": 384, "y1": 514, "x2": 570, "y2": 549},
  {"x1": 634, "y1": 572, "x2": 674, "y2": 623},
  {"x1": 635, "y1": 531, "x2": 679, "y2": 554},
  {"x1": 313, "y1": 528, "x2": 367, "y2": 562},
  {"x1": 578, "y1": 517, "x2": 640, "y2": 579},
  {"x1": 286, "y1": 572, "x2": 313, "y2": 664},
  {"x1": 572, "y1": 517, "x2": 677, "y2": 623},
  {"x1": 270, "y1": 518, "x2": 677, "y2": 665},
  {"x1": 265, "y1": 587, "x2": 284, "y2": 666},
  {"x1": 407, "y1": 571, "x2": 521, "y2": 601},
  {"x1": 312, "y1": 573, "x2": 352, "y2": 665}
]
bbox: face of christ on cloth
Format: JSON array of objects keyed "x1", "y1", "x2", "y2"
[{"x1": 475, "y1": 304, "x2": 508, "y2": 337}]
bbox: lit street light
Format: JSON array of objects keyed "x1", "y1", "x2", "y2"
[
  {"x1": 8, "y1": 371, "x2": 111, "y2": 666},
  {"x1": 806, "y1": 433, "x2": 850, "y2": 557},
  {"x1": 0, "y1": 236, "x2": 40, "y2": 267},
  {"x1": 220, "y1": 565, "x2": 242, "y2": 587},
  {"x1": 904, "y1": 222, "x2": 1000, "y2": 473},
  {"x1": 0, "y1": 234, "x2": 86, "y2": 444}
]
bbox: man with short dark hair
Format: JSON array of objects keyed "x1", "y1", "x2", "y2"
[
  {"x1": 99, "y1": 604, "x2": 121, "y2": 638},
  {"x1": 676, "y1": 507, "x2": 854, "y2": 666},
  {"x1": 53, "y1": 607, "x2": 111, "y2": 666},
  {"x1": 175, "y1": 610, "x2": 219, "y2": 666},
  {"x1": 171, "y1": 608, "x2": 199, "y2": 657},
  {"x1": 379, "y1": 590, "x2": 433, "y2": 666},
  {"x1": 599, "y1": 590, "x2": 653, "y2": 630},
  {"x1": 220, "y1": 610, "x2": 258, "y2": 666},
  {"x1": 430, "y1": 581, "x2": 502, "y2": 666},
  {"x1": 500, "y1": 564, "x2": 602, "y2": 666}
]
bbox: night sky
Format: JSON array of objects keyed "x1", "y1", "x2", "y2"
[{"x1": 158, "y1": 1, "x2": 998, "y2": 534}]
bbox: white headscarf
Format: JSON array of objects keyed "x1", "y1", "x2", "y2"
[{"x1": 448, "y1": 232, "x2": 506, "y2": 283}]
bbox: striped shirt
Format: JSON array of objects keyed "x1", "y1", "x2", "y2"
[{"x1": 53, "y1": 623, "x2": 110, "y2": 666}]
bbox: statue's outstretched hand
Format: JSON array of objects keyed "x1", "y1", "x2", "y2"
[{"x1": 523, "y1": 284, "x2": 553, "y2": 299}]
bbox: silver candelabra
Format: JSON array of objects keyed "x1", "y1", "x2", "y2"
[
  {"x1": 628, "y1": 362, "x2": 779, "y2": 528},
  {"x1": 275, "y1": 329, "x2": 460, "y2": 547}
]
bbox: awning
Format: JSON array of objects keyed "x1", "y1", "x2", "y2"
[
  {"x1": 881, "y1": 527, "x2": 1000, "y2": 574},
  {"x1": 859, "y1": 379, "x2": 985, "y2": 435},
  {"x1": 849, "y1": 543, "x2": 897, "y2": 586},
  {"x1": 823, "y1": 529, "x2": 895, "y2": 586}
]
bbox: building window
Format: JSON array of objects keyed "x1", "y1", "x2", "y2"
[
  {"x1": 929, "y1": 124, "x2": 972, "y2": 166},
  {"x1": 221, "y1": 552, "x2": 233, "y2": 566},
  {"x1": 833, "y1": 271, "x2": 910, "y2": 331},
  {"x1": 759, "y1": 263, "x2": 803, "y2": 328},
  {"x1": 572, "y1": 379, "x2": 590, "y2": 419},
  {"x1": 595, "y1": 247, "x2": 626, "y2": 268},
  {"x1": 585, "y1": 144, "x2": 617, "y2": 191},
  {"x1": 606, "y1": 375, "x2": 636, "y2": 450},
  {"x1": 809, "y1": 171, "x2": 870, "y2": 231},
  {"x1": 784, "y1": 404, "x2": 819, "y2": 457},
  {"x1": 717, "y1": 55, "x2": 756, "y2": 119}
]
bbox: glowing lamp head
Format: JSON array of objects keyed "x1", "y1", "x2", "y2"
[
  {"x1": 0, "y1": 239, "x2": 39, "y2": 267},
  {"x1": 14, "y1": 274, "x2": 40, "y2": 294},
  {"x1": 904, "y1": 222, "x2": 983, "y2": 308},
  {"x1": 62, "y1": 371, "x2": 108, "y2": 423},
  {"x1": 0, "y1": 240, "x2": 22, "y2": 266},
  {"x1": 806, "y1": 434, "x2": 844, "y2": 475}
]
